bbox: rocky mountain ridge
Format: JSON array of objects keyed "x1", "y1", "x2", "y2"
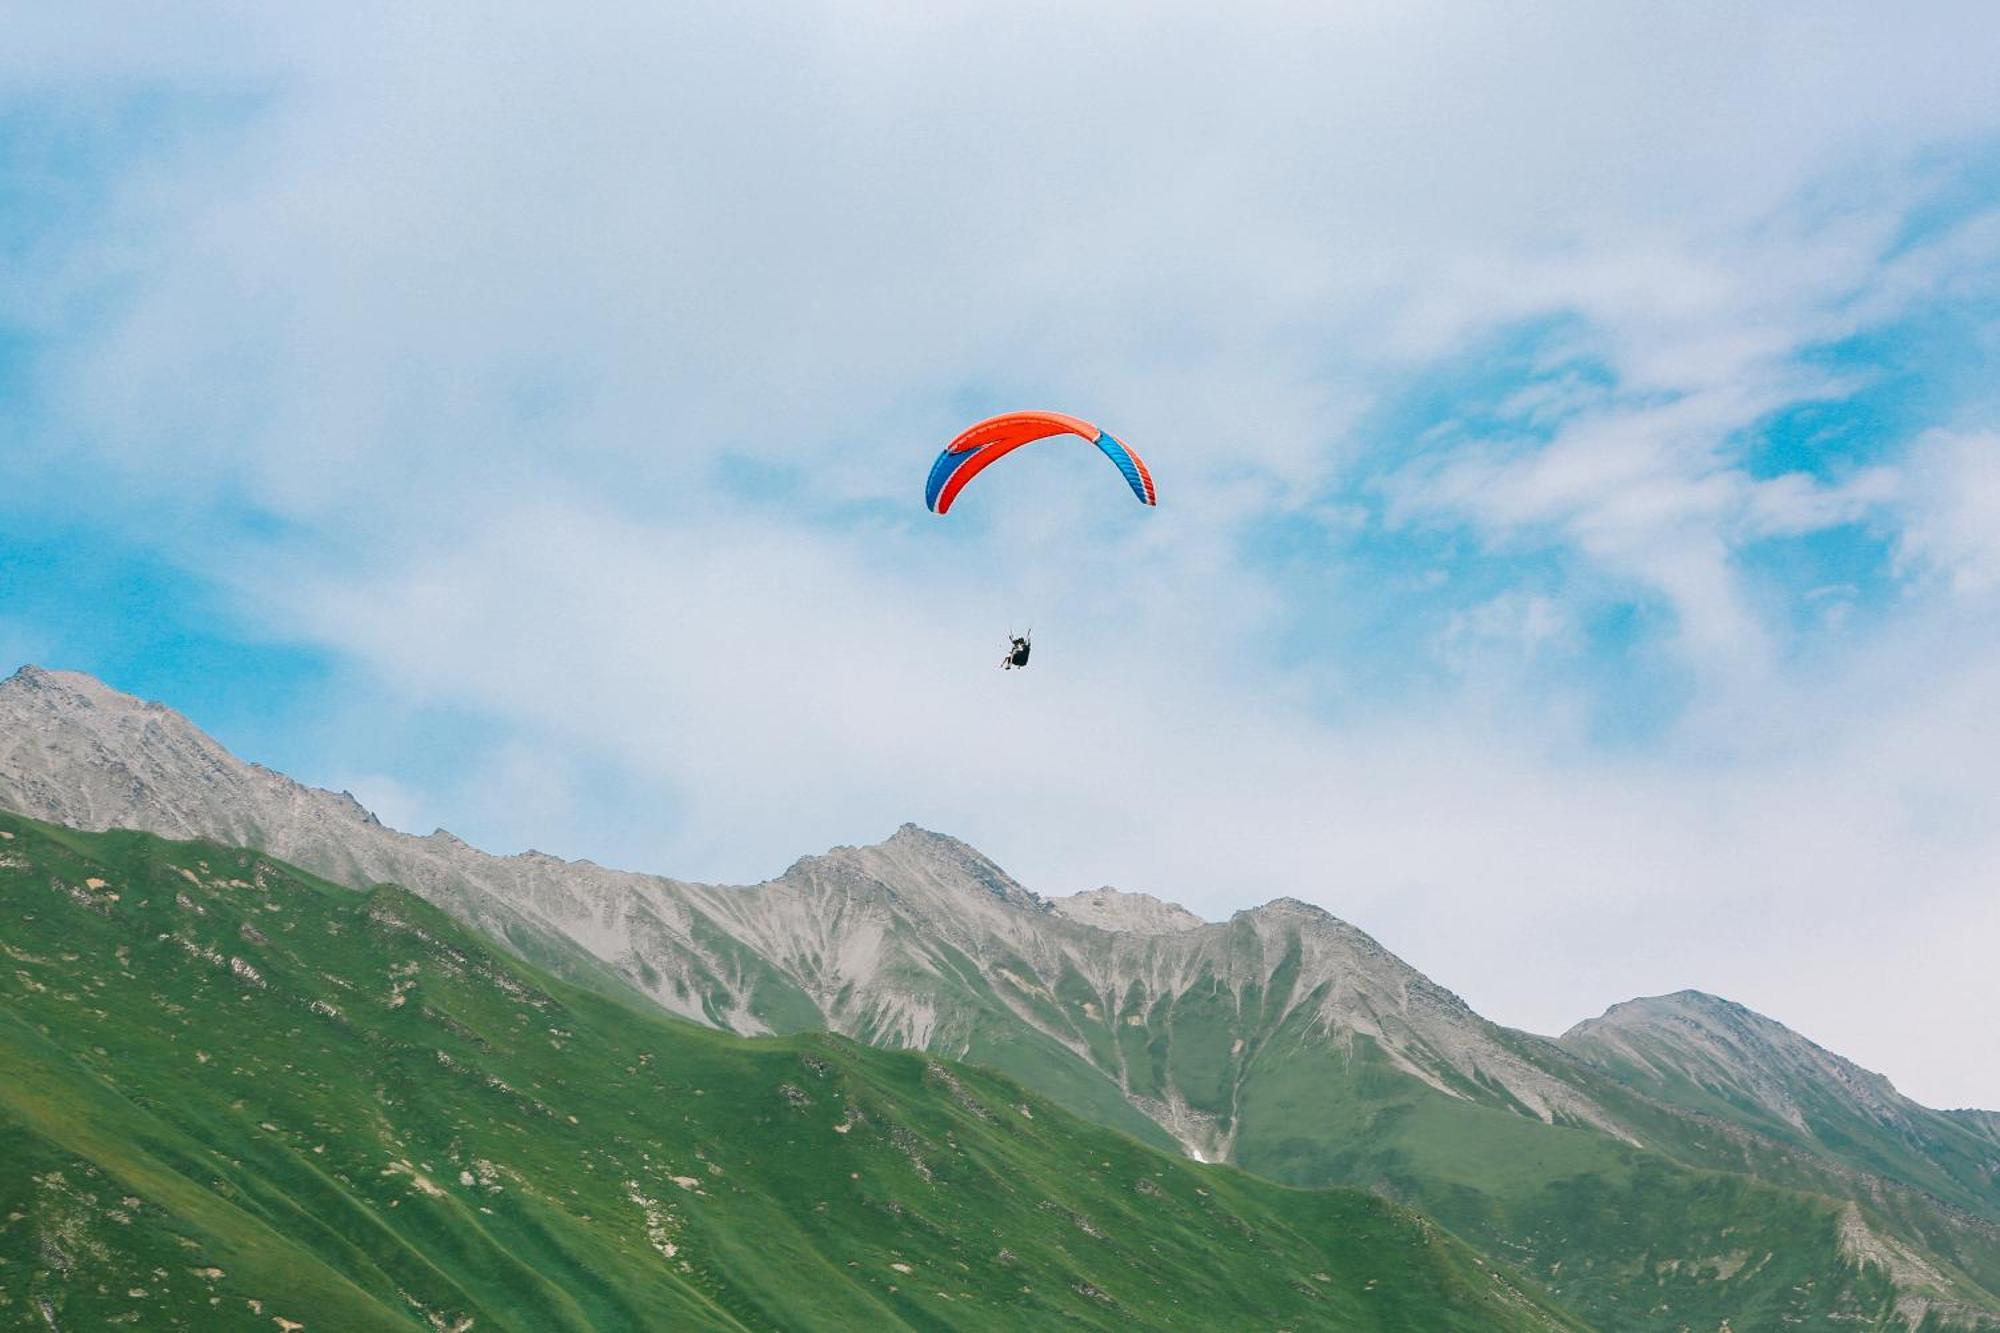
[
  {"x1": 0, "y1": 665, "x2": 1623, "y2": 1159},
  {"x1": 1047, "y1": 885, "x2": 1205, "y2": 933}
]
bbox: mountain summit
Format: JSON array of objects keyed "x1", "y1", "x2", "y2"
[{"x1": 1562, "y1": 989, "x2": 2000, "y2": 1221}]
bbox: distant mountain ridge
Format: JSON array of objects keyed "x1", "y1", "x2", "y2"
[
  {"x1": 1562, "y1": 990, "x2": 2000, "y2": 1222},
  {"x1": 4, "y1": 664, "x2": 1998, "y2": 1328}
]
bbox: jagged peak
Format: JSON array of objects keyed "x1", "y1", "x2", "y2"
[
  {"x1": 515, "y1": 848, "x2": 563, "y2": 864},
  {"x1": 1572, "y1": 989, "x2": 1789, "y2": 1040},
  {"x1": 1564, "y1": 989, "x2": 1911, "y2": 1111},
  {"x1": 1, "y1": 666, "x2": 219, "y2": 748},
  {"x1": 326, "y1": 789, "x2": 384, "y2": 827},
  {"x1": 5, "y1": 664, "x2": 160, "y2": 708},
  {"x1": 774, "y1": 822, "x2": 1045, "y2": 913},
  {"x1": 1614, "y1": 987, "x2": 1735, "y2": 1013},
  {"x1": 1049, "y1": 885, "x2": 1206, "y2": 934},
  {"x1": 5, "y1": 663, "x2": 65, "y2": 687},
  {"x1": 790, "y1": 822, "x2": 968, "y2": 861},
  {"x1": 1234, "y1": 895, "x2": 1357, "y2": 928},
  {"x1": 883, "y1": 821, "x2": 980, "y2": 853},
  {"x1": 1258, "y1": 895, "x2": 1333, "y2": 917},
  {"x1": 1225, "y1": 898, "x2": 1461, "y2": 1002}
]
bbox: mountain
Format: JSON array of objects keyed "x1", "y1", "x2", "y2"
[
  {"x1": 1564, "y1": 991, "x2": 2000, "y2": 1219},
  {"x1": 0, "y1": 666, "x2": 1624, "y2": 1162},
  {"x1": 0, "y1": 811, "x2": 1577, "y2": 1330},
  {"x1": 5, "y1": 664, "x2": 2000, "y2": 1329}
]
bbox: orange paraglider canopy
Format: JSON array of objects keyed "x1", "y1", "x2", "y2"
[
  {"x1": 945, "y1": 410, "x2": 1103, "y2": 456},
  {"x1": 925, "y1": 411, "x2": 1155, "y2": 514}
]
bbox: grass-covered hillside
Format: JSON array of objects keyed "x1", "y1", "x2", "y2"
[
  {"x1": 1230, "y1": 1018, "x2": 2000, "y2": 1331},
  {"x1": 0, "y1": 812, "x2": 1577, "y2": 1331}
]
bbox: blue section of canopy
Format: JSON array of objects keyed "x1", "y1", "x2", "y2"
[
  {"x1": 1092, "y1": 433, "x2": 1152, "y2": 505},
  {"x1": 924, "y1": 445, "x2": 974, "y2": 512}
]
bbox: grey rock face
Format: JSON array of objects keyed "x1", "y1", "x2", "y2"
[{"x1": 1048, "y1": 886, "x2": 1204, "y2": 933}]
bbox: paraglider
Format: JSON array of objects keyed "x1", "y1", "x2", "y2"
[
  {"x1": 924, "y1": 411, "x2": 1155, "y2": 515},
  {"x1": 927, "y1": 411, "x2": 1152, "y2": 669}
]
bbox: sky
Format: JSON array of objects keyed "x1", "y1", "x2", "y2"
[{"x1": 4, "y1": 2, "x2": 2000, "y2": 1107}]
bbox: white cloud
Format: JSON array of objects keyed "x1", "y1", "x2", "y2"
[
  {"x1": 0, "y1": 621, "x2": 55, "y2": 678},
  {"x1": 330, "y1": 771, "x2": 434, "y2": 837},
  {"x1": 1896, "y1": 429, "x2": 2000, "y2": 595}
]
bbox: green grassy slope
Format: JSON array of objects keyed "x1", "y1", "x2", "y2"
[
  {"x1": 1227, "y1": 1013, "x2": 2000, "y2": 1330},
  {"x1": 1528, "y1": 1036, "x2": 2000, "y2": 1317},
  {"x1": 0, "y1": 813, "x2": 1578, "y2": 1332}
]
